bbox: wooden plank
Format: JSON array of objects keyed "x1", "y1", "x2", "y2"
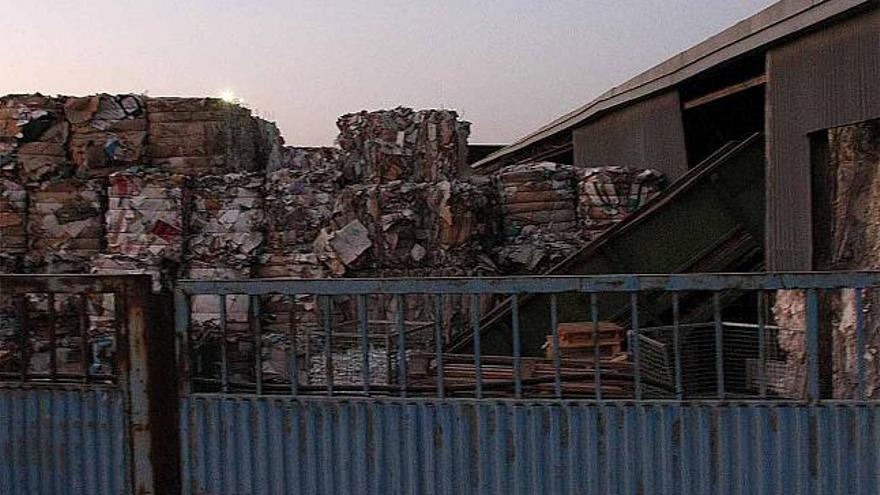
[{"x1": 682, "y1": 74, "x2": 767, "y2": 110}]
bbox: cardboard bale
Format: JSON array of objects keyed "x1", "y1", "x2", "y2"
[
  {"x1": 106, "y1": 168, "x2": 188, "y2": 262},
  {"x1": 0, "y1": 94, "x2": 69, "y2": 183},
  {"x1": 264, "y1": 159, "x2": 340, "y2": 254},
  {"x1": 0, "y1": 178, "x2": 27, "y2": 259},
  {"x1": 494, "y1": 162, "x2": 581, "y2": 274},
  {"x1": 426, "y1": 176, "x2": 499, "y2": 249},
  {"x1": 26, "y1": 178, "x2": 105, "y2": 273},
  {"x1": 577, "y1": 166, "x2": 664, "y2": 240},
  {"x1": 272, "y1": 146, "x2": 343, "y2": 174},
  {"x1": 187, "y1": 172, "x2": 264, "y2": 270},
  {"x1": 146, "y1": 97, "x2": 268, "y2": 176},
  {"x1": 499, "y1": 162, "x2": 578, "y2": 236},
  {"x1": 336, "y1": 107, "x2": 470, "y2": 184},
  {"x1": 65, "y1": 94, "x2": 147, "y2": 177}
]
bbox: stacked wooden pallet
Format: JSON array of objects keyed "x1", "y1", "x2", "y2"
[
  {"x1": 408, "y1": 353, "x2": 634, "y2": 398},
  {"x1": 544, "y1": 321, "x2": 624, "y2": 360}
]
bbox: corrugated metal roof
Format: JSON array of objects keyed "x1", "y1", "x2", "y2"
[{"x1": 471, "y1": 0, "x2": 873, "y2": 170}]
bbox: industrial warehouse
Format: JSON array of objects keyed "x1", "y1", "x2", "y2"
[{"x1": 1, "y1": 0, "x2": 878, "y2": 493}]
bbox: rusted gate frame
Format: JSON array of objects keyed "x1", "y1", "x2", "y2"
[{"x1": 0, "y1": 274, "x2": 159, "y2": 494}]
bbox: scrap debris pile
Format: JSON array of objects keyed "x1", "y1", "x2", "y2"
[{"x1": 0, "y1": 92, "x2": 668, "y2": 389}]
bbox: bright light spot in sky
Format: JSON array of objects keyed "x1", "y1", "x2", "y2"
[{"x1": 219, "y1": 89, "x2": 237, "y2": 103}]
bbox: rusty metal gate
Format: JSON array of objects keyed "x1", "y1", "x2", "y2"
[
  {"x1": 0, "y1": 274, "x2": 176, "y2": 495},
  {"x1": 175, "y1": 273, "x2": 880, "y2": 494}
]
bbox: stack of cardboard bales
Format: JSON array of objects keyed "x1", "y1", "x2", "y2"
[
  {"x1": 577, "y1": 167, "x2": 664, "y2": 240},
  {"x1": 257, "y1": 149, "x2": 342, "y2": 384},
  {"x1": 494, "y1": 162, "x2": 581, "y2": 273},
  {"x1": 300, "y1": 108, "x2": 498, "y2": 387},
  {"x1": 92, "y1": 168, "x2": 189, "y2": 291},
  {"x1": 186, "y1": 172, "x2": 265, "y2": 384},
  {"x1": 22, "y1": 178, "x2": 106, "y2": 374}
]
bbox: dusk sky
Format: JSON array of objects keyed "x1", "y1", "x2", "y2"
[{"x1": 3, "y1": 0, "x2": 776, "y2": 146}]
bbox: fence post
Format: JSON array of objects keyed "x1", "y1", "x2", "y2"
[{"x1": 123, "y1": 276, "x2": 180, "y2": 494}]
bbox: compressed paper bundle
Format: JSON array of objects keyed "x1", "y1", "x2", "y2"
[
  {"x1": 577, "y1": 166, "x2": 664, "y2": 239},
  {"x1": 426, "y1": 176, "x2": 499, "y2": 249},
  {"x1": 26, "y1": 178, "x2": 105, "y2": 273},
  {"x1": 264, "y1": 163, "x2": 340, "y2": 254},
  {"x1": 313, "y1": 180, "x2": 439, "y2": 273},
  {"x1": 494, "y1": 161, "x2": 581, "y2": 274},
  {"x1": 0, "y1": 178, "x2": 27, "y2": 271},
  {"x1": 146, "y1": 97, "x2": 266, "y2": 176},
  {"x1": 336, "y1": 107, "x2": 470, "y2": 184},
  {"x1": 106, "y1": 168, "x2": 188, "y2": 261},
  {"x1": 65, "y1": 94, "x2": 147, "y2": 177},
  {"x1": 272, "y1": 146, "x2": 343, "y2": 174},
  {"x1": 187, "y1": 172, "x2": 264, "y2": 270},
  {"x1": 499, "y1": 162, "x2": 578, "y2": 236},
  {"x1": 0, "y1": 94, "x2": 69, "y2": 183}
]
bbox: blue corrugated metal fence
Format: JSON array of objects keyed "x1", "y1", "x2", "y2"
[
  {"x1": 180, "y1": 397, "x2": 880, "y2": 495},
  {"x1": 0, "y1": 387, "x2": 129, "y2": 495}
]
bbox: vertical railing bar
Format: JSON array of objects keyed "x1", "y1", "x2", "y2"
[
  {"x1": 591, "y1": 292, "x2": 602, "y2": 401},
  {"x1": 511, "y1": 294, "x2": 522, "y2": 399},
  {"x1": 174, "y1": 288, "x2": 192, "y2": 396},
  {"x1": 79, "y1": 294, "x2": 89, "y2": 383},
  {"x1": 713, "y1": 292, "x2": 725, "y2": 399},
  {"x1": 471, "y1": 294, "x2": 483, "y2": 399},
  {"x1": 672, "y1": 292, "x2": 683, "y2": 400},
  {"x1": 322, "y1": 295, "x2": 334, "y2": 396},
  {"x1": 757, "y1": 291, "x2": 767, "y2": 398},
  {"x1": 304, "y1": 298, "x2": 312, "y2": 386},
  {"x1": 287, "y1": 295, "x2": 299, "y2": 397},
  {"x1": 358, "y1": 294, "x2": 370, "y2": 396},
  {"x1": 434, "y1": 294, "x2": 446, "y2": 399},
  {"x1": 219, "y1": 295, "x2": 228, "y2": 394},
  {"x1": 855, "y1": 287, "x2": 866, "y2": 401},
  {"x1": 47, "y1": 293, "x2": 57, "y2": 380},
  {"x1": 114, "y1": 290, "x2": 127, "y2": 381},
  {"x1": 805, "y1": 288, "x2": 819, "y2": 402},
  {"x1": 16, "y1": 295, "x2": 29, "y2": 382},
  {"x1": 252, "y1": 296, "x2": 263, "y2": 395},
  {"x1": 631, "y1": 292, "x2": 642, "y2": 401},
  {"x1": 549, "y1": 294, "x2": 562, "y2": 399},
  {"x1": 385, "y1": 330, "x2": 393, "y2": 387},
  {"x1": 395, "y1": 294, "x2": 408, "y2": 398}
]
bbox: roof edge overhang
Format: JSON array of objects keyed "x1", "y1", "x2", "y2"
[{"x1": 471, "y1": 0, "x2": 874, "y2": 171}]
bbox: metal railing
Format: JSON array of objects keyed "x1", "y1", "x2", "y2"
[
  {"x1": 175, "y1": 272, "x2": 880, "y2": 402},
  {"x1": 0, "y1": 275, "x2": 153, "y2": 385}
]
